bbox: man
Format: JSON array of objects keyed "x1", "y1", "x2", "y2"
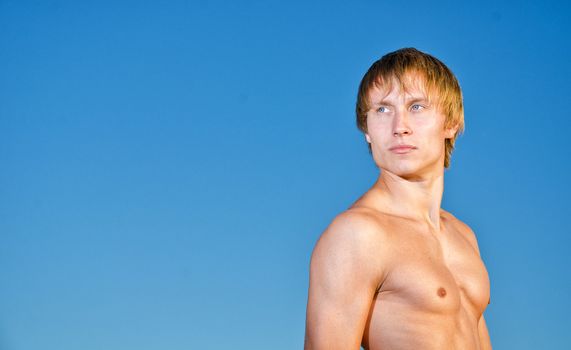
[{"x1": 305, "y1": 48, "x2": 492, "y2": 349}]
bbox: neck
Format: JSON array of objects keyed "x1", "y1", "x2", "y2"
[{"x1": 374, "y1": 168, "x2": 445, "y2": 230}]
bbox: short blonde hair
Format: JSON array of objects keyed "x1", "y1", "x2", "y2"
[{"x1": 355, "y1": 48, "x2": 464, "y2": 168}]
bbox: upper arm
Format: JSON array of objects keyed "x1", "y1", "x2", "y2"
[
  {"x1": 455, "y1": 215, "x2": 491, "y2": 348},
  {"x1": 478, "y1": 314, "x2": 492, "y2": 350},
  {"x1": 305, "y1": 211, "x2": 386, "y2": 350}
]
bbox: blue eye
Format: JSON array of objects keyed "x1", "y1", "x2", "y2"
[
  {"x1": 411, "y1": 104, "x2": 424, "y2": 111},
  {"x1": 378, "y1": 106, "x2": 389, "y2": 113}
]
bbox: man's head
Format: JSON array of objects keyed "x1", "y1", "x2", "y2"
[{"x1": 356, "y1": 48, "x2": 464, "y2": 169}]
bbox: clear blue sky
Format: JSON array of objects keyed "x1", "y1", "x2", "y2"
[{"x1": 1, "y1": 0, "x2": 570, "y2": 349}]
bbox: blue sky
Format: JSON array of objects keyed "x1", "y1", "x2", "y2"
[{"x1": 1, "y1": 0, "x2": 570, "y2": 349}]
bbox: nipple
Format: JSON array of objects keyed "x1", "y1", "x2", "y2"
[{"x1": 437, "y1": 287, "x2": 447, "y2": 298}]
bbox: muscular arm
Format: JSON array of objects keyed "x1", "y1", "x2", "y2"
[
  {"x1": 305, "y1": 211, "x2": 385, "y2": 350},
  {"x1": 456, "y1": 216, "x2": 492, "y2": 350},
  {"x1": 478, "y1": 315, "x2": 492, "y2": 350}
]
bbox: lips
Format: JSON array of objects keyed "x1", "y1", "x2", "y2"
[{"x1": 389, "y1": 145, "x2": 417, "y2": 154}]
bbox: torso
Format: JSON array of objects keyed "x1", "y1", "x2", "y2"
[{"x1": 351, "y1": 205, "x2": 490, "y2": 350}]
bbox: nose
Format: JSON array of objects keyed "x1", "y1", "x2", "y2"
[{"x1": 393, "y1": 110, "x2": 412, "y2": 137}]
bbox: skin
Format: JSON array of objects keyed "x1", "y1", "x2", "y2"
[{"x1": 305, "y1": 75, "x2": 492, "y2": 350}]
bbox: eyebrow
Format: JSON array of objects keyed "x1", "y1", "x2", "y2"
[
  {"x1": 408, "y1": 97, "x2": 430, "y2": 105},
  {"x1": 372, "y1": 96, "x2": 430, "y2": 107},
  {"x1": 371, "y1": 100, "x2": 392, "y2": 107}
]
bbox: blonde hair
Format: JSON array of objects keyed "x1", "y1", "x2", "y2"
[{"x1": 355, "y1": 48, "x2": 464, "y2": 168}]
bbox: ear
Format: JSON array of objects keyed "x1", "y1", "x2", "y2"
[
  {"x1": 365, "y1": 133, "x2": 371, "y2": 143},
  {"x1": 444, "y1": 124, "x2": 459, "y2": 139}
]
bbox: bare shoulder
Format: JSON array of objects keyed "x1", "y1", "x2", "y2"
[
  {"x1": 311, "y1": 207, "x2": 388, "y2": 284},
  {"x1": 441, "y1": 209, "x2": 481, "y2": 255},
  {"x1": 315, "y1": 207, "x2": 387, "y2": 255},
  {"x1": 306, "y1": 208, "x2": 389, "y2": 349}
]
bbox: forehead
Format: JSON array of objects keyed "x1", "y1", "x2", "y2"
[{"x1": 368, "y1": 72, "x2": 431, "y2": 102}]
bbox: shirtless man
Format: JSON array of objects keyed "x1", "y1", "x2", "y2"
[{"x1": 304, "y1": 48, "x2": 492, "y2": 349}]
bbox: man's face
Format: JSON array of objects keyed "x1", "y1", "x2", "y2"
[{"x1": 365, "y1": 75, "x2": 457, "y2": 179}]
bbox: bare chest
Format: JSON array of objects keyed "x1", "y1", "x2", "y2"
[{"x1": 378, "y1": 228, "x2": 490, "y2": 317}]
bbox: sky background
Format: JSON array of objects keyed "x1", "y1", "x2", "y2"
[{"x1": 1, "y1": 0, "x2": 570, "y2": 349}]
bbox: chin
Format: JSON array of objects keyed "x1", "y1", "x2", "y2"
[
  {"x1": 379, "y1": 160, "x2": 441, "y2": 180},
  {"x1": 391, "y1": 168, "x2": 424, "y2": 181},
  {"x1": 379, "y1": 161, "x2": 417, "y2": 176}
]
